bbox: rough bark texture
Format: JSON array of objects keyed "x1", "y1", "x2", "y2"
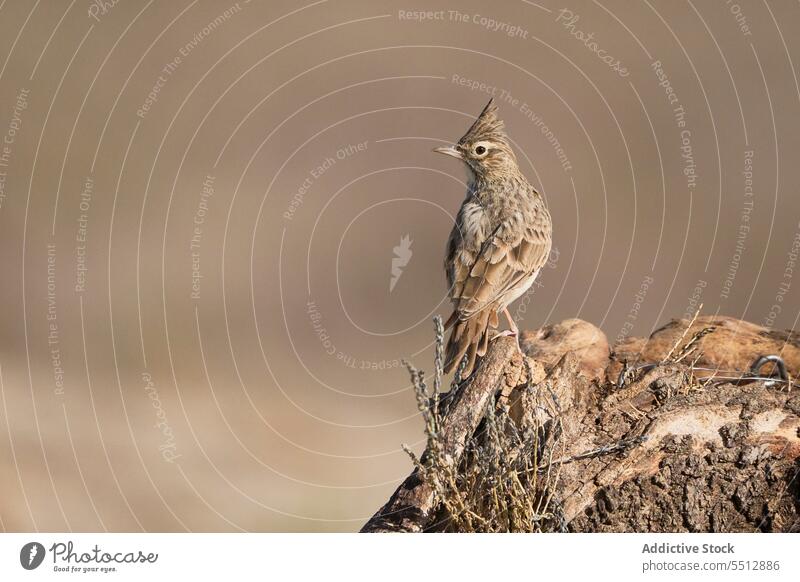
[
  {"x1": 360, "y1": 336, "x2": 522, "y2": 533},
  {"x1": 610, "y1": 315, "x2": 800, "y2": 381},
  {"x1": 362, "y1": 316, "x2": 800, "y2": 533}
]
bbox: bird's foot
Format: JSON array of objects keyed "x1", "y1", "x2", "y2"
[
  {"x1": 492, "y1": 329, "x2": 518, "y2": 338},
  {"x1": 492, "y1": 328, "x2": 525, "y2": 355}
]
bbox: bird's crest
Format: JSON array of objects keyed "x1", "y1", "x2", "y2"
[{"x1": 458, "y1": 98, "x2": 510, "y2": 148}]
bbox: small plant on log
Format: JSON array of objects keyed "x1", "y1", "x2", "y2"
[{"x1": 401, "y1": 317, "x2": 562, "y2": 532}]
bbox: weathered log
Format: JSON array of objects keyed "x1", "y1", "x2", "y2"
[
  {"x1": 362, "y1": 317, "x2": 800, "y2": 533},
  {"x1": 360, "y1": 336, "x2": 523, "y2": 533},
  {"x1": 520, "y1": 318, "x2": 610, "y2": 383},
  {"x1": 610, "y1": 315, "x2": 800, "y2": 381},
  {"x1": 566, "y1": 366, "x2": 800, "y2": 532}
]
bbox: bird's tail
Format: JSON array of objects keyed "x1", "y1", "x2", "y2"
[{"x1": 443, "y1": 310, "x2": 498, "y2": 377}]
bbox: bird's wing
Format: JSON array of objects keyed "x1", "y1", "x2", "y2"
[{"x1": 450, "y1": 213, "x2": 551, "y2": 321}]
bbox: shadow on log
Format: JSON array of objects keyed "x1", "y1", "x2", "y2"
[{"x1": 361, "y1": 316, "x2": 800, "y2": 533}]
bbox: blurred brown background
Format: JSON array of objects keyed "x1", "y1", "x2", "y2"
[{"x1": 0, "y1": 0, "x2": 798, "y2": 531}]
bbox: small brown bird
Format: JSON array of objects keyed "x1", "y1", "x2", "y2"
[{"x1": 435, "y1": 99, "x2": 552, "y2": 377}]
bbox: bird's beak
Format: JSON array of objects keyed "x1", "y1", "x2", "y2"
[{"x1": 433, "y1": 145, "x2": 463, "y2": 160}]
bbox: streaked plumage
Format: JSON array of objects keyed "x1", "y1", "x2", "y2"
[{"x1": 435, "y1": 99, "x2": 552, "y2": 376}]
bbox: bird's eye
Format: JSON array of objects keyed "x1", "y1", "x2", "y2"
[{"x1": 475, "y1": 145, "x2": 487, "y2": 155}]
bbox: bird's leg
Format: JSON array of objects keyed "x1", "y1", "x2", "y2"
[
  {"x1": 503, "y1": 306, "x2": 519, "y2": 336},
  {"x1": 492, "y1": 307, "x2": 520, "y2": 346}
]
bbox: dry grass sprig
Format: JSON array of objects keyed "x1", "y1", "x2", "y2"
[
  {"x1": 662, "y1": 305, "x2": 713, "y2": 364},
  {"x1": 401, "y1": 317, "x2": 560, "y2": 532}
]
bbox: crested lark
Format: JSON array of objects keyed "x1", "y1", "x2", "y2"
[{"x1": 435, "y1": 99, "x2": 553, "y2": 377}]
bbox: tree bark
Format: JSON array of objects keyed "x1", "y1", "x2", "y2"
[
  {"x1": 361, "y1": 316, "x2": 800, "y2": 533},
  {"x1": 360, "y1": 336, "x2": 523, "y2": 533}
]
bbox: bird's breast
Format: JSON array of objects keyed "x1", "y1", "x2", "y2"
[{"x1": 457, "y1": 200, "x2": 489, "y2": 251}]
